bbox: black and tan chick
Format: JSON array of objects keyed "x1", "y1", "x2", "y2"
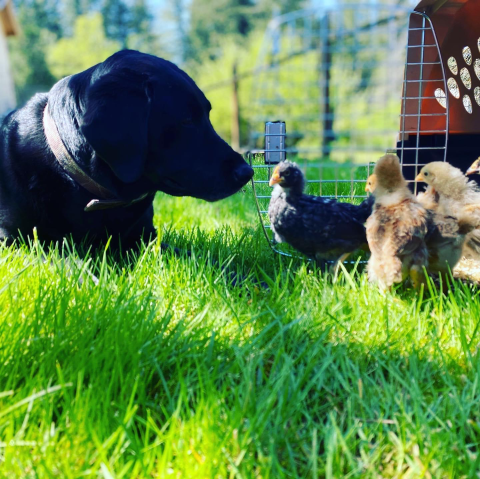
[
  {"x1": 268, "y1": 161, "x2": 373, "y2": 269},
  {"x1": 366, "y1": 154, "x2": 429, "y2": 290}
]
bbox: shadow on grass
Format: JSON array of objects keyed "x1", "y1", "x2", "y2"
[{"x1": 2, "y1": 225, "x2": 480, "y2": 476}]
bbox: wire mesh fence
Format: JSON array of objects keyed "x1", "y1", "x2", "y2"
[
  {"x1": 247, "y1": 4, "x2": 416, "y2": 257},
  {"x1": 247, "y1": 123, "x2": 375, "y2": 258},
  {"x1": 249, "y1": 3, "x2": 411, "y2": 164}
]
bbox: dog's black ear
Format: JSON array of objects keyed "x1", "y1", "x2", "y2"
[{"x1": 81, "y1": 70, "x2": 152, "y2": 184}]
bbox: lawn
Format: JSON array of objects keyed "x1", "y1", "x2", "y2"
[{"x1": 1, "y1": 184, "x2": 480, "y2": 478}]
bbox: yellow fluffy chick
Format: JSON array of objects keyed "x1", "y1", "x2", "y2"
[
  {"x1": 416, "y1": 185, "x2": 440, "y2": 211},
  {"x1": 415, "y1": 161, "x2": 480, "y2": 216},
  {"x1": 465, "y1": 158, "x2": 480, "y2": 216},
  {"x1": 366, "y1": 154, "x2": 429, "y2": 290},
  {"x1": 416, "y1": 161, "x2": 480, "y2": 258}
]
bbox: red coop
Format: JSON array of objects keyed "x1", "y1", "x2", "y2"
[{"x1": 399, "y1": 0, "x2": 480, "y2": 183}]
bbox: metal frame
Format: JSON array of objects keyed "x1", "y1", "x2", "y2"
[
  {"x1": 398, "y1": 11, "x2": 449, "y2": 193},
  {"x1": 248, "y1": 6, "x2": 449, "y2": 258}
]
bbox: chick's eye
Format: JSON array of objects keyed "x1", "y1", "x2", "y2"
[
  {"x1": 424, "y1": 172, "x2": 429, "y2": 176},
  {"x1": 283, "y1": 170, "x2": 290, "y2": 177}
]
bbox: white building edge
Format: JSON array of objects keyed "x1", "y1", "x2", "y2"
[{"x1": 0, "y1": 0, "x2": 18, "y2": 117}]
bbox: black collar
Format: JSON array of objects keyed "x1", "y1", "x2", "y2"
[{"x1": 42, "y1": 104, "x2": 147, "y2": 212}]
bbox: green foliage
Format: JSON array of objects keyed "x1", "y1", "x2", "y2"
[
  {"x1": 126, "y1": 0, "x2": 163, "y2": 56},
  {"x1": 189, "y1": 0, "x2": 255, "y2": 61},
  {"x1": 8, "y1": 0, "x2": 61, "y2": 103},
  {"x1": 101, "y1": 0, "x2": 130, "y2": 47},
  {"x1": 8, "y1": 0, "x2": 160, "y2": 100},
  {"x1": 1, "y1": 191, "x2": 480, "y2": 476},
  {"x1": 62, "y1": 0, "x2": 97, "y2": 35},
  {"x1": 188, "y1": 37, "x2": 261, "y2": 145},
  {"x1": 46, "y1": 13, "x2": 121, "y2": 80},
  {"x1": 186, "y1": 0, "x2": 306, "y2": 62}
]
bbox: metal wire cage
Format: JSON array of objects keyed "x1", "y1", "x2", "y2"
[
  {"x1": 248, "y1": 3, "x2": 411, "y2": 256},
  {"x1": 398, "y1": 0, "x2": 480, "y2": 181},
  {"x1": 247, "y1": 125, "x2": 376, "y2": 257},
  {"x1": 397, "y1": 10, "x2": 449, "y2": 190}
]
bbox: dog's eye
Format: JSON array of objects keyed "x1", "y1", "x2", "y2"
[{"x1": 181, "y1": 118, "x2": 194, "y2": 126}]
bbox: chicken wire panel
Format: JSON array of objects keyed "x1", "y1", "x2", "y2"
[
  {"x1": 398, "y1": 11, "x2": 449, "y2": 191},
  {"x1": 248, "y1": 144, "x2": 375, "y2": 259},
  {"x1": 248, "y1": 4, "x2": 409, "y2": 258},
  {"x1": 250, "y1": 4, "x2": 410, "y2": 165}
]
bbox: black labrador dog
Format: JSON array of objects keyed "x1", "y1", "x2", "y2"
[{"x1": 0, "y1": 50, "x2": 253, "y2": 250}]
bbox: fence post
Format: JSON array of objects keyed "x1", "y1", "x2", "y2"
[
  {"x1": 231, "y1": 61, "x2": 240, "y2": 151},
  {"x1": 320, "y1": 14, "x2": 333, "y2": 160}
]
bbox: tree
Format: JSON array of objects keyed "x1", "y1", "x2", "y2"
[
  {"x1": 126, "y1": 0, "x2": 162, "y2": 56},
  {"x1": 8, "y1": 0, "x2": 62, "y2": 103},
  {"x1": 101, "y1": 0, "x2": 130, "y2": 47},
  {"x1": 167, "y1": 0, "x2": 191, "y2": 62},
  {"x1": 62, "y1": 0, "x2": 97, "y2": 35},
  {"x1": 46, "y1": 13, "x2": 121, "y2": 79},
  {"x1": 188, "y1": 0, "x2": 255, "y2": 61}
]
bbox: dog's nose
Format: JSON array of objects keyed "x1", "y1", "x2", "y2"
[{"x1": 233, "y1": 163, "x2": 254, "y2": 185}]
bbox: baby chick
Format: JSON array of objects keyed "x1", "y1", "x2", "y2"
[
  {"x1": 268, "y1": 161, "x2": 373, "y2": 269},
  {"x1": 415, "y1": 161, "x2": 480, "y2": 216},
  {"x1": 416, "y1": 161, "x2": 480, "y2": 258},
  {"x1": 424, "y1": 213, "x2": 476, "y2": 277},
  {"x1": 367, "y1": 170, "x2": 470, "y2": 277},
  {"x1": 365, "y1": 174, "x2": 376, "y2": 194},
  {"x1": 416, "y1": 185, "x2": 440, "y2": 211},
  {"x1": 466, "y1": 158, "x2": 480, "y2": 176},
  {"x1": 366, "y1": 154, "x2": 429, "y2": 290}
]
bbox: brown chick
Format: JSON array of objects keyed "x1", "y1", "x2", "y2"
[
  {"x1": 416, "y1": 162, "x2": 480, "y2": 258},
  {"x1": 424, "y1": 213, "x2": 477, "y2": 277},
  {"x1": 369, "y1": 169, "x2": 475, "y2": 278},
  {"x1": 416, "y1": 185, "x2": 478, "y2": 276},
  {"x1": 366, "y1": 154, "x2": 429, "y2": 290}
]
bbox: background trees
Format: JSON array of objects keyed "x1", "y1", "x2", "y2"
[
  {"x1": 9, "y1": 0, "x2": 409, "y2": 149},
  {"x1": 8, "y1": 0, "x2": 306, "y2": 144}
]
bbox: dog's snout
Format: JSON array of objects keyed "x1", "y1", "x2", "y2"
[{"x1": 233, "y1": 163, "x2": 254, "y2": 185}]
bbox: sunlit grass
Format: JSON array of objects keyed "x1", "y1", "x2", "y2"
[{"x1": 0, "y1": 186, "x2": 480, "y2": 477}]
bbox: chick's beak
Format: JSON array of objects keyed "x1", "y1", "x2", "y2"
[
  {"x1": 466, "y1": 163, "x2": 480, "y2": 176},
  {"x1": 269, "y1": 168, "x2": 282, "y2": 187},
  {"x1": 415, "y1": 172, "x2": 425, "y2": 182}
]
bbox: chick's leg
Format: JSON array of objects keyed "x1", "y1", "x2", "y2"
[
  {"x1": 410, "y1": 264, "x2": 427, "y2": 290},
  {"x1": 331, "y1": 252, "x2": 351, "y2": 279}
]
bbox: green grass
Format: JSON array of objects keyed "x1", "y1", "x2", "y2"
[{"x1": 1, "y1": 185, "x2": 480, "y2": 477}]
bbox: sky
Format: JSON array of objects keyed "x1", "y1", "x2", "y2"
[{"x1": 146, "y1": 0, "x2": 419, "y2": 50}]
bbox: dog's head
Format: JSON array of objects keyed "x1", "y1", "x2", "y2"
[{"x1": 79, "y1": 50, "x2": 253, "y2": 201}]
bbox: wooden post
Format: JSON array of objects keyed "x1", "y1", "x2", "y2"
[
  {"x1": 231, "y1": 61, "x2": 240, "y2": 151},
  {"x1": 320, "y1": 15, "x2": 333, "y2": 160}
]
